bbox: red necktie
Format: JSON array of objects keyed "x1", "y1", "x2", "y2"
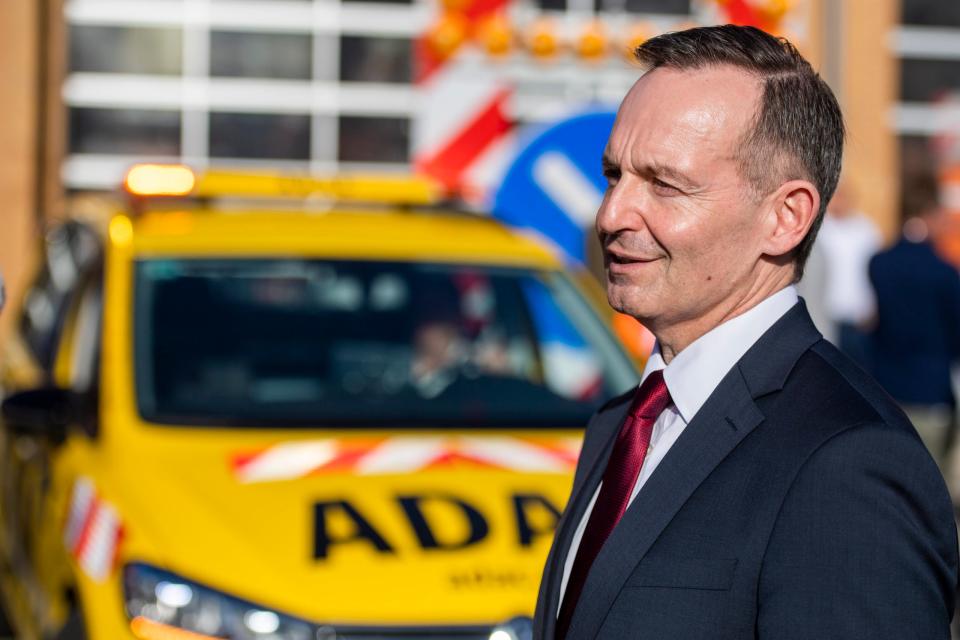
[{"x1": 556, "y1": 370, "x2": 671, "y2": 640}]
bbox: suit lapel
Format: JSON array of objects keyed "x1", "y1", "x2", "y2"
[
  {"x1": 534, "y1": 397, "x2": 631, "y2": 640},
  {"x1": 564, "y1": 367, "x2": 764, "y2": 640}
]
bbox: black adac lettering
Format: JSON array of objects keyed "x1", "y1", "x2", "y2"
[
  {"x1": 313, "y1": 500, "x2": 394, "y2": 560},
  {"x1": 513, "y1": 493, "x2": 562, "y2": 547},
  {"x1": 397, "y1": 494, "x2": 489, "y2": 550}
]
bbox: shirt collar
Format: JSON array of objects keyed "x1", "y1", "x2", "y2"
[{"x1": 640, "y1": 285, "x2": 799, "y2": 423}]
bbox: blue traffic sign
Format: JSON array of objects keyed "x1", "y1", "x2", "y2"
[{"x1": 493, "y1": 110, "x2": 616, "y2": 264}]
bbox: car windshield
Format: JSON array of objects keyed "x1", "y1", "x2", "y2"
[{"x1": 134, "y1": 259, "x2": 637, "y2": 428}]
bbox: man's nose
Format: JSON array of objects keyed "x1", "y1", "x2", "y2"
[{"x1": 596, "y1": 178, "x2": 643, "y2": 236}]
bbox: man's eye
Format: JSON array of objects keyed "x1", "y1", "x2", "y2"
[
  {"x1": 653, "y1": 178, "x2": 680, "y2": 194},
  {"x1": 603, "y1": 170, "x2": 620, "y2": 186}
]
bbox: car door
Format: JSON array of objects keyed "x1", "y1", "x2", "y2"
[{"x1": 0, "y1": 222, "x2": 102, "y2": 637}]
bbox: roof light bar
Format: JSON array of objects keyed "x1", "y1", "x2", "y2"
[
  {"x1": 193, "y1": 170, "x2": 445, "y2": 206},
  {"x1": 121, "y1": 164, "x2": 446, "y2": 206},
  {"x1": 124, "y1": 164, "x2": 197, "y2": 197}
]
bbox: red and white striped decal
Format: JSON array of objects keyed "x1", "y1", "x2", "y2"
[
  {"x1": 63, "y1": 478, "x2": 123, "y2": 582},
  {"x1": 232, "y1": 436, "x2": 582, "y2": 484}
]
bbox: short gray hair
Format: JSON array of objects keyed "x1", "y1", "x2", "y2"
[{"x1": 634, "y1": 25, "x2": 845, "y2": 280}]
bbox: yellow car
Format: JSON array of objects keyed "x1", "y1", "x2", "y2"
[{"x1": 0, "y1": 167, "x2": 639, "y2": 640}]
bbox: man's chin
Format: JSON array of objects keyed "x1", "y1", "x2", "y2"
[{"x1": 605, "y1": 284, "x2": 657, "y2": 322}]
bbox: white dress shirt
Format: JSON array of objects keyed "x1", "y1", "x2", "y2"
[{"x1": 558, "y1": 285, "x2": 800, "y2": 609}]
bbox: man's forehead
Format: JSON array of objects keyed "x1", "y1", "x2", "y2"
[
  {"x1": 627, "y1": 64, "x2": 762, "y2": 104},
  {"x1": 607, "y1": 65, "x2": 761, "y2": 162}
]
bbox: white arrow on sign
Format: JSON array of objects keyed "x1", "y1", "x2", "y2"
[{"x1": 532, "y1": 151, "x2": 605, "y2": 227}]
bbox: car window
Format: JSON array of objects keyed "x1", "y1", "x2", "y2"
[
  {"x1": 133, "y1": 259, "x2": 637, "y2": 428},
  {"x1": 54, "y1": 270, "x2": 103, "y2": 394},
  {"x1": 19, "y1": 222, "x2": 101, "y2": 374}
]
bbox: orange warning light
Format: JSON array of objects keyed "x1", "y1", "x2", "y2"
[
  {"x1": 526, "y1": 19, "x2": 561, "y2": 60},
  {"x1": 425, "y1": 12, "x2": 470, "y2": 61},
  {"x1": 623, "y1": 22, "x2": 652, "y2": 62},
  {"x1": 477, "y1": 14, "x2": 513, "y2": 57},
  {"x1": 576, "y1": 21, "x2": 608, "y2": 62}
]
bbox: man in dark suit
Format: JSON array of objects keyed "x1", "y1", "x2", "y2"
[
  {"x1": 869, "y1": 174, "x2": 960, "y2": 467},
  {"x1": 534, "y1": 25, "x2": 958, "y2": 640}
]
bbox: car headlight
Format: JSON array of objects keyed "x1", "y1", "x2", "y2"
[
  {"x1": 123, "y1": 563, "x2": 314, "y2": 640},
  {"x1": 489, "y1": 616, "x2": 533, "y2": 640}
]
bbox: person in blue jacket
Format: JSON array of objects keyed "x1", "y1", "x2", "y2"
[{"x1": 869, "y1": 173, "x2": 960, "y2": 470}]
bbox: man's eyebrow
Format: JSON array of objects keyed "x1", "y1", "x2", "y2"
[{"x1": 601, "y1": 155, "x2": 695, "y2": 187}]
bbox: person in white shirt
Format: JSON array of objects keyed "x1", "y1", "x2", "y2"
[
  {"x1": 815, "y1": 182, "x2": 882, "y2": 363},
  {"x1": 534, "y1": 24, "x2": 957, "y2": 640}
]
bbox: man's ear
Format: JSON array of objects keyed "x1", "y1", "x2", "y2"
[{"x1": 762, "y1": 180, "x2": 820, "y2": 258}]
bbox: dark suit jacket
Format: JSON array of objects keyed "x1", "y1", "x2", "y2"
[{"x1": 534, "y1": 302, "x2": 958, "y2": 639}]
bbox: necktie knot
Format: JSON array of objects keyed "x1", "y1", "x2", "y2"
[{"x1": 630, "y1": 369, "x2": 671, "y2": 420}]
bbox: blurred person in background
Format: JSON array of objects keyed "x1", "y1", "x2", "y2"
[
  {"x1": 410, "y1": 316, "x2": 468, "y2": 398},
  {"x1": 816, "y1": 181, "x2": 882, "y2": 364},
  {"x1": 795, "y1": 237, "x2": 834, "y2": 343},
  {"x1": 869, "y1": 173, "x2": 960, "y2": 474}
]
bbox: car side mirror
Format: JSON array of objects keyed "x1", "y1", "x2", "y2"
[{"x1": 1, "y1": 387, "x2": 86, "y2": 442}]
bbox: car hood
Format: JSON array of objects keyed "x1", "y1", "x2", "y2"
[{"x1": 107, "y1": 429, "x2": 581, "y2": 626}]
